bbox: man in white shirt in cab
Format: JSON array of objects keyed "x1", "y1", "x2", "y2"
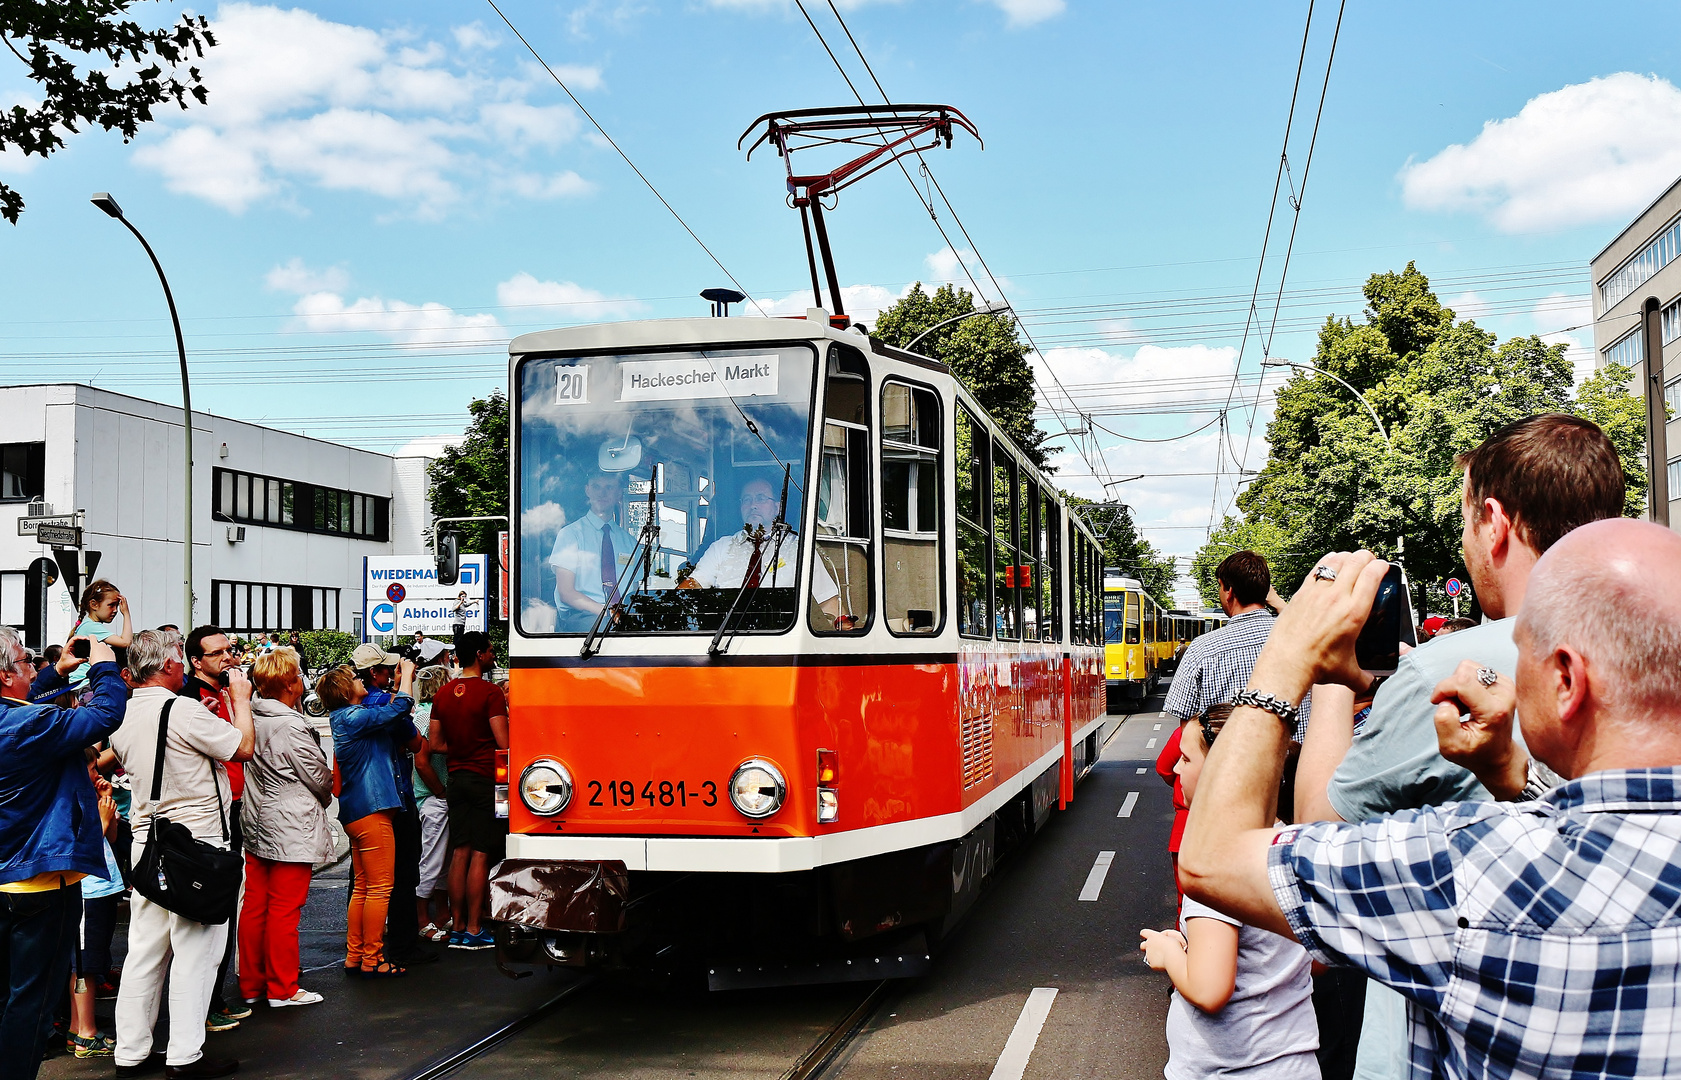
[
  {"x1": 684, "y1": 476, "x2": 850, "y2": 629},
  {"x1": 548, "y1": 472, "x2": 639, "y2": 632}
]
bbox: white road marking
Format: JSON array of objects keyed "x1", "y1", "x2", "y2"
[
  {"x1": 1078, "y1": 851, "x2": 1116, "y2": 902},
  {"x1": 1153, "y1": 723, "x2": 1162, "y2": 731},
  {"x1": 1145, "y1": 737, "x2": 1158, "y2": 749},
  {"x1": 1135, "y1": 767, "x2": 1147, "y2": 774},
  {"x1": 988, "y1": 987, "x2": 1059, "y2": 1080},
  {"x1": 1118, "y1": 792, "x2": 1140, "y2": 818}
]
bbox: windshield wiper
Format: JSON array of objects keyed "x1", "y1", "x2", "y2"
[
  {"x1": 581, "y1": 463, "x2": 662, "y2": 659},
  {"x1": 709, "y1": 464, "x2": 792, "y2": 656}
]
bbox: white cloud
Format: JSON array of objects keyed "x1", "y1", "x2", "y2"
[
  {"x1": 548, "y1": 64, "x2": 604, "y2": 92},
  {"x1": 264, "y1": 257, "x2": 349, "y2": 294},
  {"x1": 978, "y1": 0, "x2": 1065, "y2": 27},
  {"x1": 501, "y1": 171, "x2": 597, "y2": 199},
  {"x1": 394, "y1": 434, "x2": 464, "y2": 457},
  {"x1": 1531, "y1": 293, "x2": 1596, "y2": 385},
  {"x1": 495, "y1": 272, "x2": 646, "y2": 318},
  {"x1": 923, "y1": 247, "x2": 1011, "y2": 302},
  {"x1": 521, "y1": 500, "x2": 568, "y2": 536},
  {"x1": 1400, "y1": 73, "x2": 1681, "y2": 232},
  {"x1": 760, "y1": 284, "x2": 902, "y2": 325},
  {"x1": 131, "y1": 3, "x2": 601, "y2": 216},
  {"x1": 289, "y1": 290, "x2": 503, "y2": 347}
]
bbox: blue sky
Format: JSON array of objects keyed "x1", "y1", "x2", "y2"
[{"x1": 5, "y1": 0, "x2": 1681, "y2": 601}]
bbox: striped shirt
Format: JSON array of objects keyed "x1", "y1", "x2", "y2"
[
  {"x1": 1268, "y1": 769, "x2": 1681, "y2": 1080},
  {"x1": 1164, "y1": 609, "x2": 1312, "y2": 739}
]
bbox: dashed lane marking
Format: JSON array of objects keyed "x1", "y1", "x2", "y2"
[
  {"x1": 987, "y1": 987, "x2": 1059, "y2": 1080},
  {"x1": 1154, "y1": 724, "x2": 1162, "y2": 730},
  {"x1": 1078, "y1": 851, "x2": 1116, "y2": 902},
  {"x1": 1136, "y1": 767, "x2": 1147, "y2": 774},
  {"x1": 1118, "y1": 791, "x2": 1140, "y2": 818},
  {"x1": 1145, "y1": 737, "x2": 1158, "y2": 749}
]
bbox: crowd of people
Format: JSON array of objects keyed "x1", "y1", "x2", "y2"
[
  {"x1": 0, "y1": 616, "x2": 508, "y2": 1080},
  {"x1": 1142, "y1": 412, "x2": 1681, "y2": 1080}
]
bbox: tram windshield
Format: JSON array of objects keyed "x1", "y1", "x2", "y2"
[{"x1": 517, "y1": 344, "x2": 818, "y2": 636}]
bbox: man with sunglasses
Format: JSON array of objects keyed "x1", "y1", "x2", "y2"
[{"x1": 179, "y1": 628, "x2": 249, "y2": 1034}]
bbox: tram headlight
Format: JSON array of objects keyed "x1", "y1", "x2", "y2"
[
  {"x1": 519, "y1": 759, "x2": 573, "y2": 816},
  {"x1": 728, "y1": 759, "x2": 786, "y2": 819}
]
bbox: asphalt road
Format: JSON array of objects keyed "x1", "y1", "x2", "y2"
[{"x1": 41, "y1": 686, "x2": 1180, "y2": 1080}]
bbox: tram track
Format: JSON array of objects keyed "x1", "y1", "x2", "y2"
[{"x1": 396, "y1": 972, "x2": 893, "y2": 1080}]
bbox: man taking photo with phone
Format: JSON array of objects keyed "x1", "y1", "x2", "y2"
[{"x1": 1292, "y1": 413, "x2": 1628, "y2": 1080}]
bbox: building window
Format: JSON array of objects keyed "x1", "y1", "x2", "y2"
[
  {"x1": 0, "y1": 570, "x2": 23, "y2": 631},
  {"x1": 0, "y1": 443, "x2": 45, "y2": 503},
  {"x1": 1666, "y1": 297, "x2": 1681, "y2": 345},
  {"x1": 1670, "y1": 458, "x2": 1681, "y2": 495},
  {"x1": 212, "y1": 579, "x2": 340, "y2": 634},
  {"x1": 1603, "y1": 329, "x2": 1643, "y2": 371},
  {"x1": 213, "y1": 467, "x2": 387, "y2": 541},
  {"x1": 1602, "y1": 212, "x2": 1681, "y2": 310}
]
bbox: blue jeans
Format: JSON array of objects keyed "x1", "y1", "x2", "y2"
[{"x1": 1, "y1": 881, "x2": 81, "y2": 1080}]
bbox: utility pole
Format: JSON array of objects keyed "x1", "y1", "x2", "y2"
[{"x1": 1643, "y1": 296, "x2": 1670, "y2": 527}]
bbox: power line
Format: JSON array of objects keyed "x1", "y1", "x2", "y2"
[
  {"x1": 802, "y1": 0, "x2": 1117, "y2": 492},
  {"x1": 484, "y1": 0, "x2": 767, "y2": 316}
]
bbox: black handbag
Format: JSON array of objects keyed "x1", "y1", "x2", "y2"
[{"x1": 131, "y1": 699, "x2": 243, "y2": 925}]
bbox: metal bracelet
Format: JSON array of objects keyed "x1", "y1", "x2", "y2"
[{"x1": 1230, "y1": 689, "x2": 1301, "y2": 725}]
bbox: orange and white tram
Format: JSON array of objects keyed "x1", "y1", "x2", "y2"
[{"x1": 490, "y1": 310, "x2": 1112, "y2": 986}]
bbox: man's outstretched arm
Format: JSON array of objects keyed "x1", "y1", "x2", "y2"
[{"x1": 1179, "y1": 551, "x2": 1388, "y2": 938}]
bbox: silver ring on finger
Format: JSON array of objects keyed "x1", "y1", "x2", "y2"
[
  {"x1": 1312, "y1": 565, "x2": 1337, "y2": 582},
  {"x1": 1476, "y1": 666, "x2": 1499, "y2": 687}
]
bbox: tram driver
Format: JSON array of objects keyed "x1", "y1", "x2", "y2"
[
  {"x1": 684, "y1": 477, "x2": 854, "y2": 630},
  {"x1": 548, "y1": 471, "x2": 639, "y2": 632}
]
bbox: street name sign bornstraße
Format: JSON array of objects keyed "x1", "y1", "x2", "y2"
[{"x1": 17, "y1": 514, "x2": 79, "y2": 537}]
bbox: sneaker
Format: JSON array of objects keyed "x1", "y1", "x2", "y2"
[
  {"x1": 205, "y1": 1011, "x2": 243, "y2": 1032},
  {"x1": 268, "y1": 989, "x2": 323, "y2": 1008},
  {"x1": 95, "y1": 976, "x2": 121, "y2": 1000},
  {"x1": 221, "y1": 1003, "x2": 254, "y2": 1021},
  {"x1": 447, "y1": 930, "x2": 466, "y2": 948},
  {"x1": 452, "y1": 928, "x2": 496, "y2": 951}
]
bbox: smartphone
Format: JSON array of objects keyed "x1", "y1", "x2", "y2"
[
  {"x1": 70, "y1": 638, "x2": 90, "y2": 660},
  {"x1": 216, "y1": 670, "x2": 231, "y2": 689},
  {"x1": 1354, "y1": 563, "x2": 1417, "y2": 676}
]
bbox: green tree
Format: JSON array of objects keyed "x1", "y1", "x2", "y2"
[
  {"x1": 428, "y1": 389, "x2": 510, "y2": 565},
  {"x1": 1191, "y1": 516, "x2": 1294, "y2": 608},
  {"x1": 1197, "y1": 263, "x2": 1647, "y2": 615},
  {"x1": 874, "y1": 283, "x2": 1058, "y2": 469},
  {"x1": 1, "y1": 1, "x2": 216, "y2": 223},
  {"x1": 1066, "y1": 496, "x2": 1179, "y2": 601}
]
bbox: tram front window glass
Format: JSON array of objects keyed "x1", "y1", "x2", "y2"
[
  {"x1": 992, "y1": 441, "x2": 1019, "y2": 640},
  {"x1": 517, "y1": 344, "x2": 817, "y2": 635},
  {"x1": 955, "y1": 406, "x2": 990, "y2": 638},
  {"x1": 882, "y1": 383, "x2": 942, "y2": 635},
  {"x1": 1124, "y1": 592, "x2": 1141, "y2": 644}
]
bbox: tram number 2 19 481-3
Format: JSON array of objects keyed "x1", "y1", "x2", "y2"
[{"x1": 587, "y1": 779, "x2": 718, "y2": 808}]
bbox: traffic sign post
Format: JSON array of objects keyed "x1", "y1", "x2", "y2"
[
  {"x1": 1445, "y1": 577, "x2": 1468, "y2": 619},
  {"x1": 17, "y1": 513, "x2": 81, "y2": 537}
]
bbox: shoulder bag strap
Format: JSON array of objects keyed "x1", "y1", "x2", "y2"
[{"x1": 150, "y1": 699, "x2": 175, "y2": 803}]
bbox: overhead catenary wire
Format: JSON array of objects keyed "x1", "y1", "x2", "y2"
[
  {"x1": 484, "y1": 0, "x2": 767, "y2": 317},
  {"x1": 801, "y1": 0, "x2": 1117, "y2": 493}
]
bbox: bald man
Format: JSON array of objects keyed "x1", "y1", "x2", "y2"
[{"x1": 1175, "y1": 519, "x2": 1681, "y2": 1080}]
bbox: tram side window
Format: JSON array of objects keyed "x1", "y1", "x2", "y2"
[
  {"x1": 955, "y1": 406, "x2": 991, "y2": 638},
  {"x1": 1020, "y1": 475, "x2": 1039, "y2": 641},
  {"x1": 1084, "y1": 539, "x2": 1099, "y2": 645},
  {"x1": 1072, "y1": 533, "x2": 1086, "y2": 645},
  {"x1": 991, "y1": 440, "x2": 1019, "y2": 640},
  {"x1": 1044, "y1": 498, "x2": 1062, "y2": 643},
  {"x1": 812, "y1": 345, "x2": 872, "y2": 634},
  {"x1": 882, "y1": 383, "x2": 942, "y2": 635}
]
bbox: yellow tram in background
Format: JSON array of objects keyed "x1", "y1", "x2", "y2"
[{"x1": 1102, "y1": 574, "x2": 1231, "y2": 710}]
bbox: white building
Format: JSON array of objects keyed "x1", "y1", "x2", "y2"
[{"x1": 0, "y1": 383, "x2": 435, "y2": 650}]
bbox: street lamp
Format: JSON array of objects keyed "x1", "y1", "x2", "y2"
[
  {"x1": 1261, "y1": 357, "x2": 1403, "y2": 564},
  {"x1": 905, "y1": 299, "x2": 1012, "y2": 352},
  {"x1": 92, "y1": 193, "x2": 195, "y2": 626}
]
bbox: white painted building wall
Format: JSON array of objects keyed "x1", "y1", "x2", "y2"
[{"x1": 0, "y1": 383, "x2": 434, "y2": 649}]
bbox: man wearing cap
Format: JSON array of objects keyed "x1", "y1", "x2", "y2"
[
  {"x1": 549, "y1": 473, "x2": 638, "y2": 633},
  {"x1": 351, "y1": 644, "x2": 442, "y2": 966}
]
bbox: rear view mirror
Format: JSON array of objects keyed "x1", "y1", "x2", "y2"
[
  {"x1": 600, "y1": 435, "x2": 643, "y2": 472},
  {"x1": 436, "y1": 532, "x2": 460, "y2": 587}
]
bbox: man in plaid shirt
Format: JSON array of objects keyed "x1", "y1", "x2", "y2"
[
  {"x1": 1179, "y1": 518, "x2": 1681, "y2": 1080},
  {"x1": 1166, "y1": 550, "x2": 1310, "y2": 740}
]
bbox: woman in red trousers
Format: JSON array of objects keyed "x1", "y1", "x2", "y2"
[{"x1": 240, "y1": 647, "x2": 334, "y2": 1006}]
